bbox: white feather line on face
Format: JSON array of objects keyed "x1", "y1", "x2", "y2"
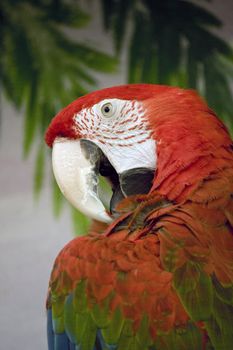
[
  {"x1": 73, "y1": 98, "x2": 157, "y2": 174},
  {"x1": 95, "y1": 138, "x2": 157, "y2": 174}
]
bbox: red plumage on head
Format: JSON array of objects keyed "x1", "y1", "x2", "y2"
[
  {"x1": 45, "y1": 83, "x2": 232, "y2": 202},
  {"x1": 45, "y1": 84, "x2": 171, "y2": 147}
]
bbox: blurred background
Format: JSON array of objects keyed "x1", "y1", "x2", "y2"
[{"x1": 0, "y1": 0, "x2": 233, "y2": 348}]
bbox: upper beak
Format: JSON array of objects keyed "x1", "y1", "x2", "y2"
[{"x1": 52, "y1": 138, "x2": 112, "y2": 223}]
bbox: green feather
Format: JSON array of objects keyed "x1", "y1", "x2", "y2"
[
  {"x1": 67, "y1": 280, "x2": 98, "y2": 347},
  {"x1": 101, "y1": 307, "x2": 124, "y2": 345},
  {"x1": 91, "y1": 295, "x2": 111, "y2": 328},
  {"x1": 155, "y1": 323, "x2": 202, "y2": 350},
  {"x1": 52, "y1": 315, "x2": 64, "y2": 334},
  {"x1": 64, "y1": 294, "x2": 77, "y2": 344},
  {"x1": 136, "y1": 315, "x2": 152, "y2": 348},
  {"x1": 173, "y1": 262, "x2": 213, "y2": 321},
  {"x1": 117, "y1": 319, "x2": 136, "y2": 350},
  {"x1": 117, "y1": 336, "x2": 132, "y2": 350},
  {"x1": 73, "y1": 280, "x2": 88, "y2": 313},
  {"x1": 75, "y1": 312, "x2": 89, "y2": 344},
  {"x1": 127, "y1": 338, "x2": 142, "y2": 350},
  {"x1": 206, "y1": 291, "x2": 233, "y2": 350},
  {"x1": 175, "y1": 323, "x2": 203, "y2": 350},
  {"x1": 78, "y1": 314, "x2": 97, "y2": 350},
  {"x1": 51, "y1": 296, "x2": 65, "y2": 333},
  {"x1": 212, "y1": 275, "x2": 233, "y2": 306},
  {"x1": 173, "y1": 261, "x2": 200, "y2": 293}
]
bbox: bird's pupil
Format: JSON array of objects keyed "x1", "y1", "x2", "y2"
[{"x1": 104, "y1": 106, "x2": 110, "y2": 113}]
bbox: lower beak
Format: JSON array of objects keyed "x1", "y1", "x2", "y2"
[{"x1": 52, "y1": 138, "x2": 112, "y2": 223}]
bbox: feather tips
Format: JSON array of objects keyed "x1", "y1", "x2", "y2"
[{"x1": 47, "y1": 188, "x2": 233, "y2": 349}]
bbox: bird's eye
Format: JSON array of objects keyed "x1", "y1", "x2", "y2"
[{"x1": 101, "y1": 102, "x2": 114, "y2": 117}]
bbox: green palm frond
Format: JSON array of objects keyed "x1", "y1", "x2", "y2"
[
  {"x1": 101, "y1": 0, "x2": 233, "y2": 132},
  {"x1": 52, "y1": 177, "x2": 64, "y2": 218},
  {"x1": 1, "y1": 0, "x2": 117, "y2": 234},
  {"x1": 71, "y1": 208, "x2": 91, "y2": 236},
  {"x1": 34, "y1": 143, "x2": 45, "y2": 199}
]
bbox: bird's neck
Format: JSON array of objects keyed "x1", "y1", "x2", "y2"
[
  {"x1": 151, "y1": 122, "x2": 233, "y2": 203},
  {"x1": 144, "y1": 88, "x2": 232, "y2": 203}
]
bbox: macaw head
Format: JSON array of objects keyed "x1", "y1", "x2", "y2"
[{"x1": 45, "y1": 84, "x2": 231, "y2": 222}]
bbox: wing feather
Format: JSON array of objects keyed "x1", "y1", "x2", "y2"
[
  {"x1": 155, "y1": 194, "x2": 233, "y2": 350},
  {"x1": 47, "y1": 189, "x2": 233, "y2": 350}
]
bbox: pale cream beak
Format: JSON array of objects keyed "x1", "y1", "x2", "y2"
[{"x1": 52, "y1": 138, "x2": 112, "y2": 223}]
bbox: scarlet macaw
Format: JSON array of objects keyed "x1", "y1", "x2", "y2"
[{"x1": 45, "y1": 84, "x2": 233, "y2": 350}]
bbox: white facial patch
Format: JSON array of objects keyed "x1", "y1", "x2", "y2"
[{"x1": 73, "y1": 98, "x2": 157, "y2": 174}]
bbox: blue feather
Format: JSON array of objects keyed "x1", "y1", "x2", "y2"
[
  {"x1": 47, "y1": 309, "x2": 76, "y2": 350},
  {"x1": 69, "y1": 343, "x2": 76, "y2": 350},
  {"x1": 47, "y1": 309, "x2": 55, "y2": 350},
  {"x1": 54, "y1": 333, "x2": 70, "y2": 350},
  {"x1": 47, "y1": 308, "x2": 109, "y2": 350}
]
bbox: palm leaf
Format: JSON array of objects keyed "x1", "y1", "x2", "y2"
[
  {"x1": 71, "y1": 207, "x2": 90, "y2": 236},
  {"x1": 128, "y1": 11, "x2": 148, "y2": 83},
  {"x1": 100, "y1": 0, "x2": 116, "y2": 30},
  {"x1": 204, "y1": 54, "x2": 233, "y2": 135},
  {"x1": 23, "y1": 74, "x2": 40, "y2": 156},
  {"x1": 112, "y1": 0, "x2": 134, "y2": 54},
  {"x1": 43, "y1": 1, "x2": 90, "y2": 27},
  {"x1": 109, "y1": 0, "x2": 233, "y2": 134},
  {"x1": 52, "y1": 176, "x2": 64, "y2": 218},
  {"x1": 1, "y1": 0, "x2": 118, "y2": 229},
  {"x1": 33, "y1": 144, "x2": 45, "y2": 198}
]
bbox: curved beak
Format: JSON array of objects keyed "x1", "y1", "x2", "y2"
[{"x1": 52, "y1": 138, "x2": 112, "y2": 223}]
